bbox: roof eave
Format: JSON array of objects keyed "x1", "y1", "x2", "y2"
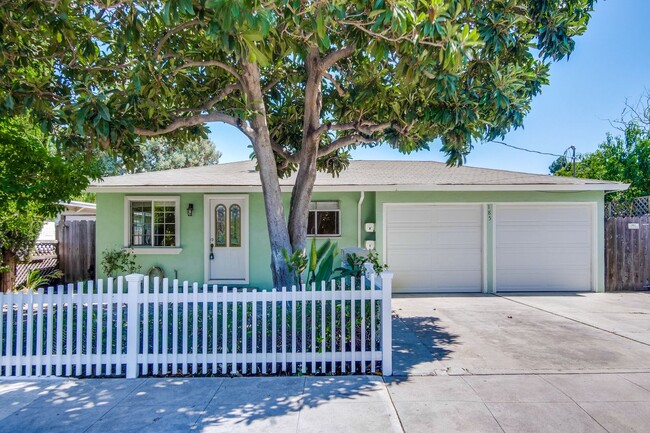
[{"x1": 86, "y1": 182, "x2": 629, "y2": 193}]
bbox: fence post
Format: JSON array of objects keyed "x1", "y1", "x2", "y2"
[
  {"x1": 380, "y1": 271, "x2": 393, "y2": 376},
  {"x1": 125, "y1": 273, "x2": 144, "y2": 379}
]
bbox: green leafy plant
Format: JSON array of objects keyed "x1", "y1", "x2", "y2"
[
  {"x1": 19, "y1": 268, "x2": 63, "y2": 291},
  {"x1": 101, "y1": 248, "x2": 139, "y2": 277},
  {"x1": 335, "y1": 251, "x2": 388, "y2": 280},
  {"x1": 281, "y1": 247, "x2": 308, "y2": 287},
  {"x1": 366, "y1": 250, "x2": 389, "y2": 274},
  {"x1": 282, "y1": 239, "x2": 338, "y2": 287},
  {"x1": 335, "y1": 253, "x2": 368, "y2": 280}
]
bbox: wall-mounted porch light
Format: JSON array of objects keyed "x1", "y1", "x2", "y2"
[{"x1": 187, "y1": 203, "x2": 194, "y2": 217}]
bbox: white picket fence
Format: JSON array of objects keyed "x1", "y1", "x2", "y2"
[{"x1": 0, "y1": 272, "x2": 393, "y2": 378}]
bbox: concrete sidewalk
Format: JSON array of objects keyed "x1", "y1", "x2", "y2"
[{"x1": 2, "y1": 373, "x2": 650, "y2": 433}]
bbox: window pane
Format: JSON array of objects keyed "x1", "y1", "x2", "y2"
[
  {"x1": 229, "y1": 204, "x2": 241, "y2": 247},
  {"x1": 316, "y1": 211, "x2": 339, "y2": 235},
  {"x1": 215, "y1": 204, "x2": 226, "y2": 247},
  {"x1": 131, "y1": 201, "x2": 152, "y2": 246},
  {"x1": 307, "y1": 211, "x2": 316, "y2": 235},
  {"x1": 153, "y1": 201, "x2": 176, "y2": 246}
]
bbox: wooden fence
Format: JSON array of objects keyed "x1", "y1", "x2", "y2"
[
  {"x1": 56, "y1": 220, "x2": 95, "y2": 283},
  {"x1": 605, "y1": 216, "x2": 650, "y2": 291},
  {"x1": 0, "y1": 273, "x2": 393, "y2": 378}
]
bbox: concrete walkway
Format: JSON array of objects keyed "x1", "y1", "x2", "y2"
[{"x1": 2, "y1": 373, "x2": 650, "y2": 432}]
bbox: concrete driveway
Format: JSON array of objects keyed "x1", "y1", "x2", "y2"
[{"x1": 392, "y1": 292, "x2": 650, "y2": 376}]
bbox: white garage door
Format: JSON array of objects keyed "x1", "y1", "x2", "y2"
[
  {"x1": 385, "y1": 204, "x2": 483, "y2": 293},
  {"x1": 495, "y1": 204, "x2": 594, "y2": 292}
]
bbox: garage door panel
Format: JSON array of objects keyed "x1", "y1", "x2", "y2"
[
  {"x1": 388, "y1": 230, "x2": 434, "y2": 247},
  {"x1": 435, "y1": 228, "x2": 482, "y2": 246},
  {"x1": 497, "y1": 228, "x2": 591, "y2": 245},
  {"x1": 495, "y1": 204, "x2": 593, "y2": 292},
  {"x1": 430, "y1": 206, "x2": 482, "y2": 225},
  {"x1": 387, "y1": 207, "x2": 432, "y2": 226},
  {"x1": 498, "y1": 206, "x2": 591, "y2": 223},
  {"x1": 394, "y1": 270, "x2": 482, "y2": 291},
  {"x1": 497, "y1": 270, "x2": 592, "y2": 291},
  {"x1": 386, "y1": 204, "x2": 483, "y2": 293},
  {"x1": 497, "y1": 248, "x2": 592, "y2": 266}
]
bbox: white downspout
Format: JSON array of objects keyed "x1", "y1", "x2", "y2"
[{"x1": 357, "y1": 191, "x2": 365, "y2": 248}]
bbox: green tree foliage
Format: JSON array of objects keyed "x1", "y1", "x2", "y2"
[
  {"x1": 0, "y1": 116, "x2": 100, "y2": 291},
  {"x1": 551, "y1": 95, "x2": 650, "y2": 201},
  {"x1": 103, "y1": 137, "x2": 222, "y2": 176},
  {"x1": 0, "y1": 0, "x2": 596, "y2": 287}
]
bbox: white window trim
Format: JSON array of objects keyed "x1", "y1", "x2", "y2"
[
  {"x1": 124, "y1": 196, "x2": 182, "y2": 254},
  {"x1": 307, "y1": 201, "x2": 341, "y2": 237}
]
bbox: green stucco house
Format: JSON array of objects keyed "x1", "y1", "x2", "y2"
[{"x1": 88, "y1": 160, "x2": 626, "y2": 293}]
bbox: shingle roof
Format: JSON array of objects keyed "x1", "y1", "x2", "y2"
[{"x1": 88, "y1": 160, "x2": 627, "y2": 192}]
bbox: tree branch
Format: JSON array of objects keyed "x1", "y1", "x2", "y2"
[
  {"x1": 323, "y1": 72, "x2": 345, "y2": 97},
  {"x1": 340, "y1": 20, "x2": 444, "y2": 48},
  {"x1": 322, "y1": 45, "x2": 356, "y2": 70},
  {"x1": 154, "y1": 19, "x2": 200, "y2": 59},
  {"x1": 172, "y1": 60, "x2": 242, "y2": 83},
  {"x1": 317, "y1": 134, "x2": 375, "y2": 157},
  {"x1": 134, "y1": 111, "x2": 255, "y2": 141},
  {"x1": 314, "y1": 120, "x2": 393, "y2": 137},
  {"x1": 270, "y1": 140, "x2": 299, "y2": 163},
  {"x1": 262, "y1": 76, "x2": 284, "y2": 93}
]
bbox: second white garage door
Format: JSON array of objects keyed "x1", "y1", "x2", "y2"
[
  {"x1": 385, "y1": 204, "x2": 483, "y2": 293},
  {"x1": 494, "y1": 204, "x2": 594, "y2": 292}
]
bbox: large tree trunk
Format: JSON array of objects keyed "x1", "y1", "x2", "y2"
[
  {"x1": 241, "y1": 61, "x2": 294, "y2": 289},
  {"x1": 288, "y1": 144, "x2": 318, "y2": 252},
  {"x1": 288, "y1": 47, "x2": 322, "y2": 252},
  {"x1": 1, "y1": 250, "x2": 16, "y2": 293}
]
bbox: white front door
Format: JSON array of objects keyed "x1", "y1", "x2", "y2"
[{"x1": 206, "y1": 195, "x2": 249, "y2": 283}]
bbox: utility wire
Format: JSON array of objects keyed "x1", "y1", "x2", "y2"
[
  {"x1": 489, "y1": 140, "x2": 578, "y2": 176},
  {"x1": 488, "y1": 140, "x2": 565, "y2": 157}
]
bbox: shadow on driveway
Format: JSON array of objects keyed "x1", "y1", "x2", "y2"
[{"x1": 393, "y1": 312, "x2": 460, "y2": 377}]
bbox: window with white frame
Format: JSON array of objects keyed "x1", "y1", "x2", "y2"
[
  {"x1": 307, "y1": 201, "x2": 340, "y2": 236},
  {"x1": 127, "y1": 197, "x2": 180, "y2": 247}
]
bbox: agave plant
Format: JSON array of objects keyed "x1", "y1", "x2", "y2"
[{"x1": 20, "y1": 269, "x2": 63, "y2": 292}]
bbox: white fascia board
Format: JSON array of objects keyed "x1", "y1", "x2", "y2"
[{"x1": 88, "y1": 182, "x2": 629, "y2": 194}]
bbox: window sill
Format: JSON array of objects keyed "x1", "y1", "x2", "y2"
[{"x1": 127, "y1": 247, "x2": 183, "y2": 255}]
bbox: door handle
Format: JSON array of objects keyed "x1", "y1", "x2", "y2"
[{"x1": 209, "y1": 243, "x2": 214, "y2": 260}]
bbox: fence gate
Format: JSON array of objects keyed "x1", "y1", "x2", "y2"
[
  {"x1": 56, "y1": 220, "x2": 96, "y2": 282},
  {"x1": 605, "y1": 196, "x2": 650, "y2": 291}
]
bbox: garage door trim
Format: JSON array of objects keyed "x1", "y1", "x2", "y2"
[
  {"x1": 492, "y1": 202, "x2": 598, "y2": 293},
  {"x1": 382, "y1": 202, "x2": 488, "y2": 293}
]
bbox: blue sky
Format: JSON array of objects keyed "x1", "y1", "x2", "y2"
[{"x1": 209, "y1": 0, "x2": 650, "y2": 174}]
